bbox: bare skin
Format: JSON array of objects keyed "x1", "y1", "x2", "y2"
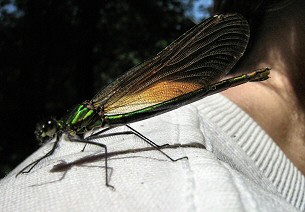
[{"x1": 222, "y1": 0, "x2": 305, "y2": 174}]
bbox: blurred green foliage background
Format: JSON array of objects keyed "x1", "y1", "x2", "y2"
[{"x1": 0, "y1": 0, "x2": 212, "y2": 178}]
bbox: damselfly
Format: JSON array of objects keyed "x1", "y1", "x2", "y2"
[{"x1": 17, "y1": 14, "x2": 270, "y2": 189}]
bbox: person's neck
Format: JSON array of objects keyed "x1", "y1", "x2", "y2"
[{"x1": 222, "y1": 0, "x2": 305, "y2": 174}]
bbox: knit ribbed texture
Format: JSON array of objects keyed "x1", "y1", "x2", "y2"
[
  {"x1": 195, "y1": 94, "x2": 305, "y2": 211},
  {"x1": 1, "y1": 94, "x2": 304, "y2": 211}
]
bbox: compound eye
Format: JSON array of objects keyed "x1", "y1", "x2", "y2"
[
  {"x1": 35, "y1": 119, "x2": 58, "y2": 144},
  {"x1": 42, "y1": 120, "x2": 55, "y2": 131},
  {"x1": 45, "y1": 120, "x2": 57, "y2": 135}
]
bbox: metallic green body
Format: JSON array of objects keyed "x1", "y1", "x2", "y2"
[{"x1": 61, "y1": 104, "x2": 102, "y2": 135}]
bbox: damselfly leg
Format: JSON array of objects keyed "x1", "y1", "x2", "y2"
[
  {"x1": 16, "y1": 124, "x2": 187, "y2": 189},
  {"x1": 68, "y1": 136, "x2": 115, "y2": 189},
  {"x1": 82, "y1": 126, "x2": 170, "y2": 152},
  {"x1": 86, "y1": 125, "x2": 187, "y2": 162},
  {"x1": 16, "y1": 135, "x2": 61, "y2": 177}
]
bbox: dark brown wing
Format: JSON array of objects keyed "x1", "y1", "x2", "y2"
[{"x1": 91, "y1": 14, "x2": 249, "y2": 114}]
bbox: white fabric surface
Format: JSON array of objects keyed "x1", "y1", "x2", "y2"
[{"x1": 1, "y1": 94, "x2": 304, "y2": 211}]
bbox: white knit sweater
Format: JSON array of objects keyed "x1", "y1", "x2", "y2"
[{"x1": 1, "y1": 94, "x2": 303, "y2": 211}]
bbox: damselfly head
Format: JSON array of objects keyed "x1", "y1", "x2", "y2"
[{"x1": 35, "y1": 118, "x2": 59, "y2": 144}]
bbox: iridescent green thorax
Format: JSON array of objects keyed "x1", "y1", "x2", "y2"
[
  {"x1": 63, "y1": 104, "x2": 105, "y2": 134},
  {"x1": 70, "y1": 105, "x2": 94, "y2": 125}
]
